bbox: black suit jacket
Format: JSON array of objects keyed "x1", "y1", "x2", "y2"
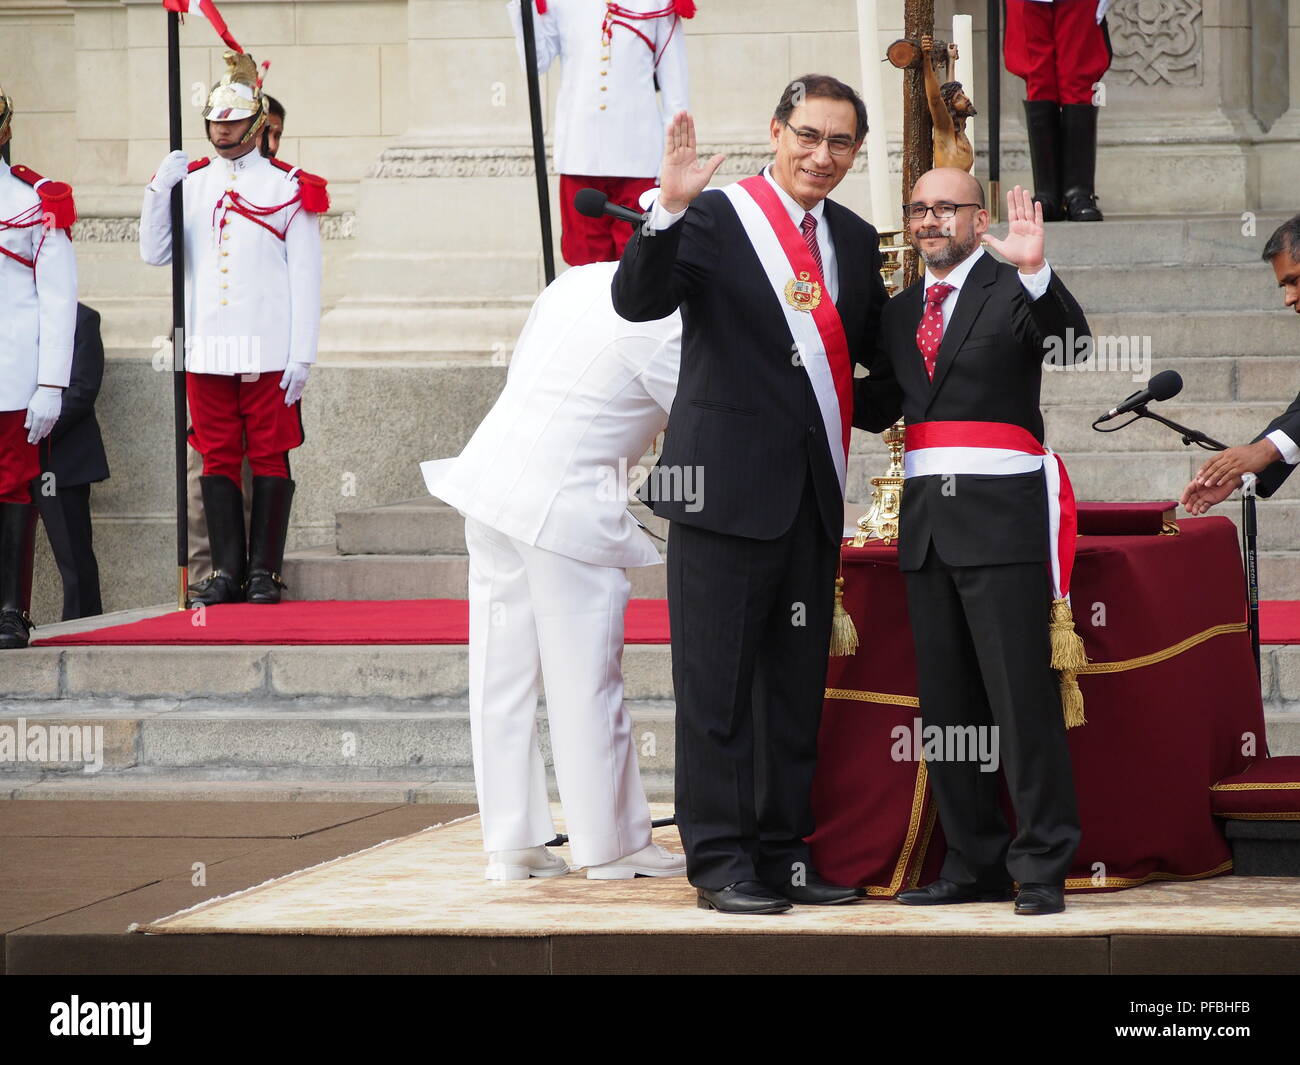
[
  {"x1": 41, "y1": 303, "x2": 110, "y2": 488},
  {"x1": 855, "y1": 252, "x2": 1090, "y2": 570},
  {"x1": 1253, "y1": 392, "x2": 1300, "y2": 498},
  {"x1": 612, "y1": 185, "x2": 894, "y2": 543}
]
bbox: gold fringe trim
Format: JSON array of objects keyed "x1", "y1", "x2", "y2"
[
  {"x1": 1215, "y1": 812, "x2": 1300, "y2": 820},
  {"x1": 1211, "y1": 781, "x2": 1300, "y2": 792},
  {"x1": 1063, "y1": 858, "x2": 1234, "y2": 891},
  {"x1": 861, "y1": 760, "x2": 933, "y2": 897},
  {"x1": 828, "y1": 576, "x2": 858, "y2": 657},
  {"x1": 824, "y1": 688, "x2": 920, "y2": 708},
  {"x1": 1075, "y1": 622, "x2": 1248, "y2": 675},
  {"x1": 825, "y1": 622, "x2": 1250, "y2": 707}
]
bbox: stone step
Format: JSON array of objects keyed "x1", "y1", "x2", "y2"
[
  {"x1": 2, "y1": 776, "x2": 487, "y2": 804},
  {"x1": 1056, "y1": 263, "x2": 1283, "y2": 313},
  {"x1": 1084, "y1": 311, "x2": 1297, "y2": 358},
  {"x1": 10, "y1": 615, "x2": 1298, "y2": 706},
  {"x1": 1, "y1": 703, "x2": 1293, "y2": 802},
  {"x1": 317, "y1": 300, "x2": 535, "y2": 356},
  {"x1": 1041, "y1": 403, "x2": 1290, "y2": 453},
  {"x1": 334, "y1": 497, "x2": 668, "y2": 556},
  {"x1": 282, "y1": 547, "x2": 668, "y2": 600},
  {"x1": 1019, "y1": 217, "x2": 1295, "y2": 267},
  {"x1": 0, "y1": 700, "x2": 677, "y2": 780},
  {"x1": 1002, "y1": 353, "x2": 1294, "y2": 406},
  {"x1": 3, "y1": 643, "x2": 678, "y2": 703}
]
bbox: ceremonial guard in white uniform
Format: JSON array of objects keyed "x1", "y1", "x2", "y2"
[
  {"x1": 0, "y1": 87, "x2": 77, "y2": 649},
  {"x1": 422, "y1": 259, "x2": 687, "y2": 881},
  {"x1": 507, "y1": 0, "x2": 692, "y2": 265},
  {"x1": 141, "y1": 51, "x2": 326, "y2": 607}
]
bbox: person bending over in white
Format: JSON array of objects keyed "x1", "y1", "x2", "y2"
[{"x1": 422, "y1": 257, "x2": 686, "y2": 881}]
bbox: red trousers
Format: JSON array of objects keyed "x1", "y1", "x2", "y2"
[
  {"x1": 0, "y1": 411, "x2": 40, "y2": 504},
  {"x1": 1004, "y1": 0, "x2": 1112, "y2": 104},
  {"x1": 559, "y1": 174, "x2": 658, "y2": 267},
  {"x1": 186, "y1": 371, "x2": 303, "y2": 485}
]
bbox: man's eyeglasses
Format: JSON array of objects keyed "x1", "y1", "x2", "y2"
[
  {"x1": 903, "y1": 202, "x2": 982, "y2": 220},
  {"x1": 784, "y1": 122, "x2": 857, "y2": 156}
]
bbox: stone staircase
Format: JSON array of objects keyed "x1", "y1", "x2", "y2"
[{"x1": 8, "y1": 212, "x2": 1300, "y2": 800}]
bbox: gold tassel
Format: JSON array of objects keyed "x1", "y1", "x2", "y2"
[
  {"x1": 1048, "y1": 598, "x2": 1088, "y2": 727},
  {"x1": 829, "y1": 575, "x2": 858, "y2": 657},
  {"x1": 1059, "y1": 669, "x2": 1087, "y2": 729},
  {"x1": 1049, "y1": 597, "x2": 1088, "y2": 671}
]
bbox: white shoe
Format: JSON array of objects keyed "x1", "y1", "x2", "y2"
[
  {"x1": 587, "y1": 842, "x2": 688, "y2": 880},
  {"x1": 485, "y1": 846, "x2": 570, "y2": 881}
]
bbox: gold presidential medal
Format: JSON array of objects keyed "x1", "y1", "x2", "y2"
[{"x1": 784, "y1": 271, "x2": 822, "y2": 313}]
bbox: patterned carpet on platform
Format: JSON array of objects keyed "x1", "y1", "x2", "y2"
[{"x1": 135, "y1": 806, "x2": 1300, "y2": 938}]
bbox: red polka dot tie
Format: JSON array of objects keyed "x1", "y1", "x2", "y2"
[{"x1": 916, "y1": 281, "x2": 954, "y2": 381}]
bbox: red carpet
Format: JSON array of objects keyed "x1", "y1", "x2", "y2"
[
  {"x1": 31, "y1": 599, "x2": 1300, "y2": 648},
  {"x1": 33, "y1": 599, "x2": 671, "y2": 647},
  {"x1": 1262, "y1": 600, "x2": 1300, "y2": 645}
]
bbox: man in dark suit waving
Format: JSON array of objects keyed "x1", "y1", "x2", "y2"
[
  {"x1": 860, "y1": 172, "x2": 1091, "y2": 916},
  {"x1": 613, "y1": 77, "x2": 896, "y2": 914}
]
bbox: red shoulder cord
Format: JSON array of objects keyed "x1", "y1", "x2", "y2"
[
  {"x1": 602, "y1": 4, "x2": 682, "y2": 67},
  {"x1": 212, "y1": 188, "x2": 303, "y2": 242},
  {"x1": 0, "y1": 202, "x2": 47, "y2": 271}
]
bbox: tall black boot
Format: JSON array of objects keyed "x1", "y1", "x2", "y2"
[
  {"x1": 245, "y1": 476, "x2": 294, "y2": 605},
  {"x1": 189, "y1": 475, "x2": 247, "y2": 607},
  {"x1": 1061, "y1": 103, "x2": 1104, "y2": 222},
  {"x1": 1023, "y1": 100, "x2": 1065, "y2": 222},
  {"x1": 0, "y1": 502, "x2": 39, "y2": 650}
]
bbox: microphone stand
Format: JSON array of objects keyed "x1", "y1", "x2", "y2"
[{"x1": 1095, "y1": 406, "x2": 1260, "y2": 674}]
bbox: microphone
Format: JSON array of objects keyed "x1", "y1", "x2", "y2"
[
  {"x1": 574, "y1": 187, "x2": 647, "y2": 227},
  {"x1": 1096, "y1": 370, "x2": 1183, "y2": 423}
]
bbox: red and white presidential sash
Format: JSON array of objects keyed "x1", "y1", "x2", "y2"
[
  {"x1": 719, "y1": 175, "x2": 853, "y2": 494},
  {"x1": 904, "y1": 420, "x2": 1078, "y2": 602}
]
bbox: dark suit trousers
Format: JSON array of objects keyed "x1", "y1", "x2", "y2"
[
  {"x1": 667, "y1": 475, "x2": 837, "y2": 891},
  {"x1": 903, "y1": 543, "x2": 1080, "y2": 887},
  {"x1": 36, "y1": 484, "x2": 103, "y2": 621}
]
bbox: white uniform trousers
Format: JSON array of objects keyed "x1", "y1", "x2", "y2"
[{"x1": 465, "y1": 516, "x2": 653, "y2": 867}]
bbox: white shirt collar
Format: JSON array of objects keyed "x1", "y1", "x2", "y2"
[
  {"x1": 762, "y1": 165, "x2": 826, "y2": 229},
  {"x1": 923, "y1": 246, "x2": 984, "y2": 295},
  {"x1": 223, "y1": 150, "x2": 265, "y2": 173}
]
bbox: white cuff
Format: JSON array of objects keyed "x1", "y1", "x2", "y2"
[
  {"x1": 1018, "y1": 261, "x2": 1052, "y2": 300},
  {"x1": 1267, "y1": 429, "x2": 1300, "y2": 465},
  {"x1": 648, "y1": 200, "x2": 688, "y2": 231}
]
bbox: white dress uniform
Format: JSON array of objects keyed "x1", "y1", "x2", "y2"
[
  {"x1": 507, "y1": 0, "x2": 690, "y2": 178},
  {"x1": 421, "y1": 261, "x2": 681, "y2": 866},
  {"x1": 0, "y1": 160, "x2": 75, "y2": 412},
  {"x1": 139, "y1": 151, "x2": 322, "y2": 375}
]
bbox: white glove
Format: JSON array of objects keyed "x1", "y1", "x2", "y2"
[
  {"x1": 24, "y1": 386, "x2": 62, "y2": 444},
  {"x1": 151, "y1": 150, "x2": 190, "y2": 192},
  {"x1": 279, "y1": 362, "x2": 311, "y2": 406}
]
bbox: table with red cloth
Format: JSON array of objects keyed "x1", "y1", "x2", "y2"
[{"x1": 809, "y1": 516, "x2": 1264, "y2": 895}]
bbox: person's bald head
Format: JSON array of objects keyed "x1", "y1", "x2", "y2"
[
  {"x1": 909, "y1": 167, "x2": 985, "y2": 208},
  {"x1": 904, "y1": 167, "x2": 989, "y2": 277}
]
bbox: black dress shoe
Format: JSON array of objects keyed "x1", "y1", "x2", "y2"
[
  {"x1": 0, "y1": 608, "x2": 32, "y2": 650},
  {"x1": 697, "y1": 881, "x2": 792, "y2": 915},
  {"x1": 776, "y1": 875, "x2": 861, "y2": 906},
  {"x1": 1014, "y1": 883, "x2": 1065, "y2": 915},
  {"x1": 896, "y1": 878, "x2": 1014, "y2": 906}
]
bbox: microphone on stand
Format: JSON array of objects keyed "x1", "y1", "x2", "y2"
[
  {"x1": 1095, "y1": 370, "x2": 1184, "y2": 423},
  {"x1": 574, "y1": 187, "x2": 647, "y2": 227}
]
